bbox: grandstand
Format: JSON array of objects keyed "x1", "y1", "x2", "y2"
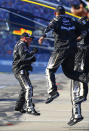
[
  {"x1": 0, "y1": 0, "x2": 57, "y2": 72},
  {"x1": 0, "y1": 0, "x2": 88, "y2": 73}
]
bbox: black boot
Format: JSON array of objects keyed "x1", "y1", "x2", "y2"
[
  {"x1": 67, "y1": 116, "x2": 83, "y2": 126},
  {"x1": 45, "y1": 92, "x2": 59, "y2": 104},
  {"x1": 15, "y1": 107, "x2": 26, "y2": 113},
  {"x1": 26, "y1": 103, "x2": 40, "y2": 116},
  {"x1": 27, "y1": 108, "x2": 40, "y2": 116}
]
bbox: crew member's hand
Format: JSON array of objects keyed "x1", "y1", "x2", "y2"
[
  {"x1": 38, "y1": 36, "x2": 44, "y2": 45},
  {"x1": 30, "y1": 65, "x2": 33, "y2": 71},
  {"x1": 76, "y1": 36, "x2": 82, "y2": 42},
  {"x1": 31, "y1": 56, "x2": 36, "y2": 62}
]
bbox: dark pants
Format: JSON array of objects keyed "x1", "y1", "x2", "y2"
[
  {"x1": 62, "y1": 51, "x2": 88, "y2": 83},
  {"x1": 14, "y1": 70, "x2": 33, "y2": 110},
  {"x1": 62, "y1": 46, "x2": 88, "y2": 97},
  {"x1": 46, "y1": 46, "x2": 75, "y2": 95},
  {"x1": 74, "y1": 47, "x2": 88, "y2": 99},
  {"x1": 67, "y1": 46, "x2": 88, "y2": 118}
]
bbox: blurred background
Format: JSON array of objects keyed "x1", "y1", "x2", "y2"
[{"x1": 0, "y1": 0, "x2": 89, "y2": 73}]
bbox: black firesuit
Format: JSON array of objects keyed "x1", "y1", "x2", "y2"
[
  {"x1": 43, "y1": 14, "x2": 86, "y2": 95},
  {"x1": 84, "y1": 20, "x2": 89, "y2": 73},
  {"x1": 62, "y1": 17, "x2": 89, "y2": 120},
  {"x1": 62, "y1": 17, "x2": 89, "y2": 86},
  {"x1": 12, "y1": 40, "x2": 37, "y2": 111},
  {"x1": 73, "y1": 18, "x2": 89, "y2": 101}
]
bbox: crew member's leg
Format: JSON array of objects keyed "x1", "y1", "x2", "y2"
[
  {"x1": 15, "y1": 70, "x2": 40, "y2": 115},
  {"x1": 65, "y1": 48, "x2": 84, "y2": 125},
  {"x1": 62, "y1": 46, "x2": 88, "y2": 125},
  {"x1": 74, "y1": 83, "x2": 88, "y2": 104},
  {"x1": 15, "y1": 72, "x2": 26, "y2": 113},
  {"x1": 63, "y1": 46, "x2": 89, "y2": 83},
  {"x1": 62, "y1": 66, "x2": 88, "y2": 104},
  {"x1": 74, "y1": 47, "x2": 88, "y2": 104},
  {"x1": 15, "y1": 88, "x2": 26, "y2": 113},
  {"x1": 83, "y1": 83, "x2": 88, "y2": 99},
  {"x1": 62, "y1": 53, "x2": 88, "y2": 83},
  {"x1": 45, "y1": 49, "x2": 68, "y2": 104},
  {"x1": 68, "y1": 80, "x2": 83, "y2": 126}
]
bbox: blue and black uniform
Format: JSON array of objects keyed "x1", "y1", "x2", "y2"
[
  {"x1": 43, "y1": 14, "x2": 86, "y2": 96},
  {"x1": 67, "y1": 17, "x2": 89, "y2": 126},
  {"x1": 12, "y1": 40, "x2": 37, "y2": 112}
]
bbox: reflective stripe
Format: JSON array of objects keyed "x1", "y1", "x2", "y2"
[
  {"x1": 19, "y1": 74, "x2": 33, "y2": 110},
  {"x1": 46, "y1": 68, "x2": 53, "y2": 94},
  {"x1": 71, "y1": 80, "x2": 82, "y2": 118},
  {"x1": 47, "y1": 53, "x2": 59, "y2": 69},
  {"x1": 46, "y1": 53, "x2": 60, "y2": 94},
  {"x1": 73, "y1": 104, "x2": 81, "y2": 118}
]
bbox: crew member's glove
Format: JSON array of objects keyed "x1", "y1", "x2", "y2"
[
  {"x1": 78, "y1": 16, "x2": 87, "y2": 25},
  {"x1": 29, "y1": 65, "x2": 33, "y2": 71},
  {"x1": 76, "y1": 36, "x2": 82, "y2": 42},
  {"x1": 31, "y1": 56, "x2": 36, "y2": 62},
  {"x1": 33, "y1": 48, "x2": 38, "y2": 54}
]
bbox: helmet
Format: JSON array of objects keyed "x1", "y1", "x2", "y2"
[{"x1": 55, "y1": 6, "x2": 65, "y2": 14}]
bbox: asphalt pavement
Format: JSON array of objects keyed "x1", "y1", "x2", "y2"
[{"x1": 0, "y1": 73, "x2": 89, "y2": 131}]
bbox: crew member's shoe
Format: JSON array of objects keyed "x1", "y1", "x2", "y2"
[
  {"x1": 45, "y1": 92, "x2": 59, "y2": 104},
  {"x1": 15, "y1": 107, "x2": 26, "y2": 113},
  {"x1": 67, "y1": 116, "x2": 84, "y2": 126},
  {"x1": 75, "y1": 96, "x2": 87, "y2": 104},
  {"x1": 27, "y1": 109, "x2": 40, "y2": 116}
]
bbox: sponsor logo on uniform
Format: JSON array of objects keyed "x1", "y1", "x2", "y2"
[{"x1": 61, "y1": 26, "x2": 75, "y2": 31}]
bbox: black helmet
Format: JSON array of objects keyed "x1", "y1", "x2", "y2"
[{"x1": 55, "y1": 6, "x2": 65, "y2": 14}]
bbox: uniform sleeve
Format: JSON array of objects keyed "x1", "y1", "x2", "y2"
[
  {"x1": 74, "y1": 18, "x2": 87, "y2": 40},
  {"x1": 18, "y1": 43, "x2": 35, "y2": 62},
  {"x1": 42, "y1": 18, "x2": 57, "y2": 37},
  {"x1": 78, "y1": 17, "x2": 87, "y2": 39}
]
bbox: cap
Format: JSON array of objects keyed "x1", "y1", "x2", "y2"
[
  {"x1": 55, "y1": 6, "x2": 65, "y2": 14},
  {"x1": 21, "y1": 33, "x2": 34, "y2": 39}
]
